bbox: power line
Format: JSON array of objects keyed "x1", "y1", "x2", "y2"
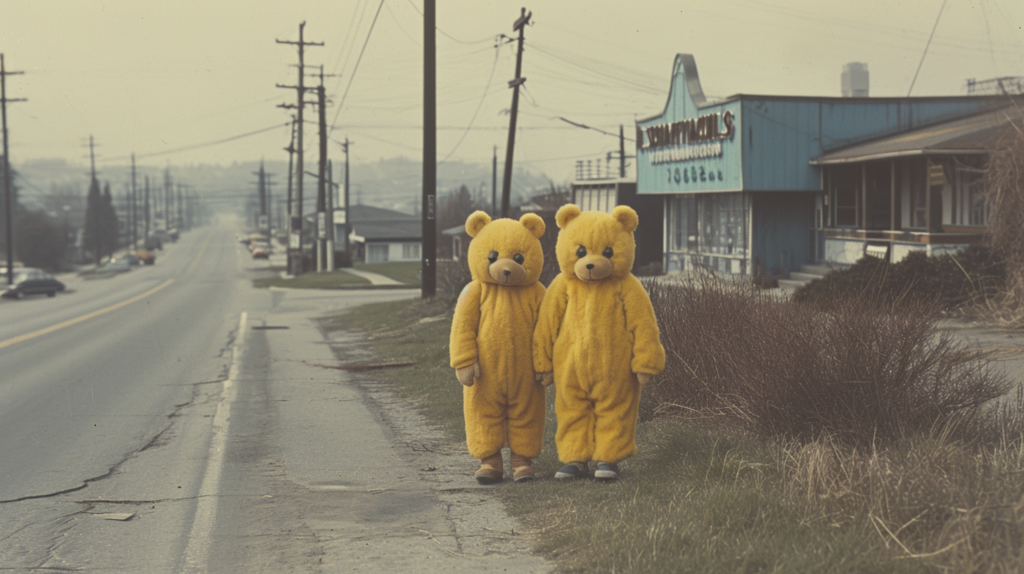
[
  {"x1": 330, "y1": 0, "x2": 386, "y2": 133},
  {"x1": 439, "y1": 45, "x2": 501, "y2": 165},
  {"x1": 907, "y1": 0, "x2": 949, "y2": 97},
  {"x1": 403, "y1": 0, "x2": 495, "y2": 45},
  {"x1": 102, "y1": 123, "x2": 291, "y2": 163}
]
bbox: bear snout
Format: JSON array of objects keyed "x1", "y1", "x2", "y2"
[
  {"x1": 574, "y1": 256, "x2": 613, "y2": 282},
  {"x1": 488, "y1": 259, "x2": 528, "y2": 284}
]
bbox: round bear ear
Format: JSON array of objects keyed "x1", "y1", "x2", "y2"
[
  {"x1": 465, "y1": 211, "x2": 491, "y2": 238},
  {"x1": 518, "y1": 213, "x2": 545, "y2": 239},
  {"x1": 555, "y1": 204, "x2": 582, "y2": 229},
  {"x1": 612, "y1": 205, "x2": 638, "y2": 232}
]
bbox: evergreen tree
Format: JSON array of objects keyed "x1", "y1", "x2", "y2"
[
  {"x1": 101, "y1": 183, "x2": 119, "y2": 257},
  {"x1": 82, "y1": 177, "x2": 102, "y2": 264}
]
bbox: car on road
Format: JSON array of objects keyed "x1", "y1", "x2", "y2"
[
  {"x1": 101, "y1": 259, "x2": 132, "y2": 273},
  {"x1": 116, "y1": 253, "x2": 142, "y2": 266},
  {"x1": 2, "y1": 268, "x2": 66, "y2": 299},
  {"x1": 136, "y1": 249, "x2": 156, "y2": 265}
]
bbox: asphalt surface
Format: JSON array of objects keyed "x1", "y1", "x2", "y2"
[{"x1": 0, "y1": 219, "x2": 552, "y2": 573}]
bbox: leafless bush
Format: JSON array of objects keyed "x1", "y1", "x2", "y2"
[
  {"x1": 644, "y1": 276, "x2": 1011, "y2": 446},
  {"x1": 982, "y1": 106, "x2": 1024, "y2": 325},
  {"x1": 437, "y1": 259, "x2": 472, "y2": 301}
]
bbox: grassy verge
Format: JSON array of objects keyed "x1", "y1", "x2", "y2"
[
  {"x1": 253, "y1": 270, "x2": 371, "y2": 289},
  {"x1": 355, "y1": 261, "x2": 422, "y2": 285},
  {"x1": 325, "y1": 296, "x2": 1024, "y2": 573}
]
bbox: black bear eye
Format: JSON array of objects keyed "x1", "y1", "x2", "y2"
[
  {"x1": 487, "y1": 251, "x2": 499, "y2": 263},
  {"x1": 513, "y1": 253, "x2": 525, "y2": 264},
  {"x1": 603, "y1": 247, "x2": 614, "y2": 258},
  {"x1": 576, "y1": 246, "x2": 587, "y2": 258}
]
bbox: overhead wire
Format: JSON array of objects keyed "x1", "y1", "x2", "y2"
[
  {"x1": 439, "y1": 44, "x2": 501, "y2": 165},
  {"x1": 329, "y1": 0, "x2": 386, "y2": 134},
  {"x1": 102, "y1": 122, "x2": 291, "y2": 163}
]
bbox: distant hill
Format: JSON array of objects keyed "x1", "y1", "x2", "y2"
[{"x1": 13, "y1": 156, "x2": 557, "y2": 217}]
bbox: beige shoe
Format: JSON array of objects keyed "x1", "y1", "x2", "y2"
[
  {"x1": 510, "y1": 453, "x2": 535, "y2": 482},
  {"x1": 474, "y1": 452, "x2": 503, "y2": 484}
]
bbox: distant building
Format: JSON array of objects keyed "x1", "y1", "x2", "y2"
[
  {"x1": 842, "y1": 62, "x2": 869, "y2": 98},
  {"x1": 347, "y1": 204, "x2": 421, "y2": 263}
]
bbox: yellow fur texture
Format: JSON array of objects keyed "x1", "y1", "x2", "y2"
[
  {"x1": 450, "y1": 211, "x2": 547, "y2": 459},
  {"x1": 534, "y1": 204, "x2": 665, "y2": 464}
]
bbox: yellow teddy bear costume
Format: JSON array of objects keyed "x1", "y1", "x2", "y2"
[
  {"x1": 450, "y1": 211, "x2": 547, "y2": 483},
  {"x1": 533, "y1": 204, "x2": 665, "y2": 475}
]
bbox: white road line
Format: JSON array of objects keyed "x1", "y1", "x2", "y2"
[{"x1": 182, "y1": 311, "x2": 247, "y2": 572}]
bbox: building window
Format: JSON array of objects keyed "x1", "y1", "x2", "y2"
[
  {"x1": 576, "y1": 186, "x2": 617, "y2": 213},
  {"x1": 667, "y1": 195, "x2": 697, "y2": 252},
  {"x1": 367, "y1": 244, "x2": 389, "y2": 263},
  {"x1": 831, "y1": 166, "x2": 859, "y2": 227},
  {"x1": 908, "y1": 159, "x2": 927, "y2": 229},
  {"x1": 864, "y1": 162, "x2": 891, "y2": 230},
  {"x1": 402, "y1": 243, "x2": 420, "y2": 259}
]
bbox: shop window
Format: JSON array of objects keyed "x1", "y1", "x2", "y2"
[
  {"x1": 954, "y1": 163, "x2": 988, "y2": 226},
  {"x1": 831, "y1": 166, "x2": 859, "y2": 227},
  {"x1": 864, "y1": 162, "x2": 891, "y2": 230},
  {"x1": 699, "y1": 193, "x2": 747, "y2": 258},
  {"x1": 908, "y1": 159, "x2": 927, "y2": 229},
  {"x1": 668, "y1": 195, "x2": 697, "y2": 252}
]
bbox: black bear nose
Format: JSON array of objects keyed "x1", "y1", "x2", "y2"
[
  {"x1": 586, "y1": 263, "x2": 594, "y2": 270},
  {"x1": 503, "y1": 269, "x2": 511, "y2": 276}
]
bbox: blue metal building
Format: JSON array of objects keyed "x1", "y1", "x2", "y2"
[{"x1": 637, "y1": 54, "x2": 1007, "y2": 278}]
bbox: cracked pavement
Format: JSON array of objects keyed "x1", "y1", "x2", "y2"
[{"x1": 0, "y1": 222, "x2": 552, "y2": 573}]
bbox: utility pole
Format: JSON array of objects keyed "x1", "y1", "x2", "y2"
[
  {"x1": 143, "y1": 176, "x2": 150, "y2": 242},
  {"x1": 89, "y1": 136, "x2": 101, "y2": 266},
  {"x1": 130, "y1": 153, "x2": 138, "y2": 249},
  {"x1": 255, "y1": 162, "x2": 267, "y2": 234},
  {"x1": 341, "y1": 138, "x2": 351, "y2": 253},
  {"x1": 265, "y1": 173, "x2": 273, "y2": 236},
  {"x1": 492, "y1": 145, "x2": 497, "y2": 216},
  {"x1": 1, "y1": 54, "x2": 25, "y2": 286},
  {"x1": 500, "y1": 7, "x2": 531, "y2": 218},
  {"x1": 326, "y1": 159, "x2": 335, "y2": 271},
  {"x1": 177, "y1": 184, "x2": 183, "y2": 233},
  {"x1": 619, "y1": 125, "x2": 626, "y2": 178},
  {"x1": 422, "y1": 0, "x2": 437, "y2": 298},
  {"x1": 163, "y1": 168, "x2": 171, "y2": 232},
  {"x1": 277, "y1": 22, "x2": 323, "y2": 275},
  {"x1": 283, "y1": 116, "x2": 296, "y2": 274},
  {"x1": 316, "y1": 71, "x2": 328, "y2": 272}
]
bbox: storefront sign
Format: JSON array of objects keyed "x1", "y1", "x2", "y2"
[{"x1": 640, "y1": 111, "x2": 735, "y2": 153}]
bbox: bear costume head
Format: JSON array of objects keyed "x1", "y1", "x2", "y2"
[
  {"x1": 464, "y1": 211, "x2": 546, "y2": 286},
  {"x1": 554, "y1": 204, "x2": 638, "y2": 283}
]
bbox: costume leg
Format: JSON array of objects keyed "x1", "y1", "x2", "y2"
[
  {"x1": 554, "y1": 365, "x2": 596, "y2": 464},
  {"x1": 463, "y1": 381, "x2": 506, "y2": 459},
  {"x1": 592, "y1": 374, "x2": 641, "y2": 463},
  {"x1": 505, "y1": 370, "x2": 546, "y2": 458}
]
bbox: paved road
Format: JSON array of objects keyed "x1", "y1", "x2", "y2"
[{"x1": 0, "y1": 220, "x2": 550, "y2": 572}]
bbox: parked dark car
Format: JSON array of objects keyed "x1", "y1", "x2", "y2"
[{"x1": 2, "y1": 269, "x2": 65, "y2": 299}]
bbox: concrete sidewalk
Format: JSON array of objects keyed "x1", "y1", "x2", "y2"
[
  {"x1": 340, "y1": 267, "x2": 404, "y2": 285},
  {"x1": 211, "y1": 288, "x2": 552, "y2": 572}
]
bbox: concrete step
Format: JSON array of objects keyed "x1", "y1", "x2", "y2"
[
  {"x1": 789, "y1": 272, "x2": 824, "y2": 283},
  {"x1": 778, "y1": 278, "x2": 810, "y2": 291},
  {"x1": 800, "y1": 264, "x2": 833, "y2": 276}
]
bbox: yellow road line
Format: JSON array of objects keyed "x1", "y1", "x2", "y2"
[{"x1": 0, "y1": 279, "x2": 175, "y2": 351}]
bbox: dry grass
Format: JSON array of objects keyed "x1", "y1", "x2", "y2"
[
  {"x1": 645, "y1": 275, "x2": 1011, "y2": 446},
  {"x1": 982, "y1": 106, "x2": 1024, "y2": 327}
]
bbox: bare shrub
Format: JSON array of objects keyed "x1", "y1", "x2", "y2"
[
  {"x1": 645, "y1": 276, "x2": 1011, "y2": 445},
  {"x1": 982, "y1": 107, "x2": 1024, "y2": 325}
]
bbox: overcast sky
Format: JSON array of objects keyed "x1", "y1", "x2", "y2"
[{"x1": 2, "y1": 0, "x2": 1022, "y2": 183}]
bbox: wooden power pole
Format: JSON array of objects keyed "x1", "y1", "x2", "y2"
[
  {"x1": 1, "y1": 54, "x2": 25, "y2": 286},
  {"x1": 500, "y1": 8, "x2": 531, "y2": 218},
  {"x1": 276, "y1": 22, "x2": 323, "y2": 275},
  {"x1": 422, "y1": 0, "x2": 437, "y2": 298}
]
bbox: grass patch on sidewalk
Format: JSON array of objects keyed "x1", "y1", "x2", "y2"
[
  {"x1": 355, "y1": 261, "x2": 421, "y2": 285},
  {"x1": 327, "y1": 294, "x2": 1024, "y2": 574},
  {"x1": 253, "y1": 270, "x2": 371, "y2": 289},
  {"x1": 320, "y1": 296, "x2": 466, "y2": 439}
]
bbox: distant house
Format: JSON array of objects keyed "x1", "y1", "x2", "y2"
[{"x1": 347, "y1": 204, "x2": 421, "y2": 263}]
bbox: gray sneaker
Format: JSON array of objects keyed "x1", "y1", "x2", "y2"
[
  {"x1": 554, "y1": 461, "x2": 588, "y2": 479},
  {"x1": 594, "y1": 462, "x2": 620, "y2": 480}
]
